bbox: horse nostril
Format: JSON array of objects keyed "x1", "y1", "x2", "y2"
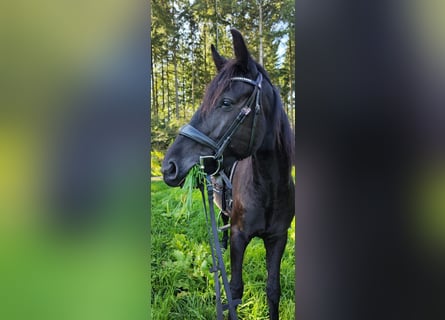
[{"x1": 162, "y1": 160, "x2": 178, "y2": 180}]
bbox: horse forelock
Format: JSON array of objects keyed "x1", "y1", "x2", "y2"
[{"x1": 200, "y1": 60, "x2": 242, "y2": 116}]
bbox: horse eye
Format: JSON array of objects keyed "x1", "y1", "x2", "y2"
[{"x1": 221, "y1": 99, "x2": 233, "y2": 110}]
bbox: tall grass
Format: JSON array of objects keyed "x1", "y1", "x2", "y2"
[{"x1": 151, "y1": 177, "x2": 295, "y2": 319}]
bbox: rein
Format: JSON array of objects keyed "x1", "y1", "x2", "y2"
[
  {"x1": 199, "y1": 174, "x2": 240, "y2": 320},
  {"x1": 179, "y1": 72, "x2": 262, "y2": 176},
  {"x1": 181, "y1": 73, "x2": 263, "y2": 319}
]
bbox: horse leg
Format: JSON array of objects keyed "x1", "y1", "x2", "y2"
[
  {"x1": 221, "y1": 213, "x2": 229, "y2": 249},
  {"x1": 264, "y1": 233, "x2": 288, "y2": 320},
  {"x1": 229, "y1": 228, "x2": 249, "y2": 319}
]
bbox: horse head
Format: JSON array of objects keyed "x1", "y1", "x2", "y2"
[{"x1": 162, "y1": 29, "x2": 281, "y2": 187}]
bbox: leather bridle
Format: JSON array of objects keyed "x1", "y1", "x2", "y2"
[
  {"x1": 179, "y1": 72, "x2": 263, "y2": 175},
  {"x1": 178, "y1": 73, "x2": 263, "y2": 320}
]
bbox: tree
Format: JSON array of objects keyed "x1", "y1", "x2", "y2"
[{"x1": 151, "y1": 0, "x2": 295, "y2": 155}]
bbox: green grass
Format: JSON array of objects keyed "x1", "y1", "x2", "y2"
[{"x1": 151, "y1": 179, "x2": 295, "y2": 319}]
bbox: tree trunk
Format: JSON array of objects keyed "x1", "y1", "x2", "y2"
[
  {"x1": 161, "y1": 57, "x2": 165, "y2": 119},
  {"x1": 173, "y1": 51, "x2": 180, "y2": 119},
  {"x1": 182, "y1": 58, "x2": 186, "y2": 118},
  {"x1": 151, "y1": 49, "x2": 157, "y2": 119},
  {"x1": 203, "y1": 27, "x2": 207, "y2": 84},
  {"x1": 191, "y1": 54, "x2": 195, "y2": 109},
  {"x1": 214, "y1": 0, "x2": 219, "y2": 50},
  {"x1": 258, "y1": 0, "x2": 263, "y2": 65},
  {"x1": 166, "y1": 55, "x2": 170, "y2": 121}
]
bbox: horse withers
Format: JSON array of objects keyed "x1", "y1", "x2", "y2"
[{"x1": 162, "y1": 29, "x2": 295, "y2": 320}]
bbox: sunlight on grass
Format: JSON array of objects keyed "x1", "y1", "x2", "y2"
[{"x1": 151, "y1": 179, "x2": 295, "y2": 319}]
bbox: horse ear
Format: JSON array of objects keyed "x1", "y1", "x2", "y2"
[
  {"x1": 211, "y1": 44, "x2": 227, "y2": 72},
  {"x1": 230, "y1": 28, "x2": 250, "y2": 68}
]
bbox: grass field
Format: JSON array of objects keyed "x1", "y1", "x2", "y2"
[{"x1": 151, "y1": 179, "x2": 295, "y2": 319}]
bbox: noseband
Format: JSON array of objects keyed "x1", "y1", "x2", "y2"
[{"x1": 179, "y1": 73, "x2": 263, "y2": 175}]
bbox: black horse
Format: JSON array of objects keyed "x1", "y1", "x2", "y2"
[{"x1": 162, "y1": 29, "x2": 294, "y2": 320}]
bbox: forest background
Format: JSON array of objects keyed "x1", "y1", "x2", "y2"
[{"x1": 151, "y1": 0, "x2": 295, "y2": 175}]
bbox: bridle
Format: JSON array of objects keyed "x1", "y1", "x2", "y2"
[
  {"x1": 179, "y1": 72, "x2": 263, "y2": 175},
  {"x1": 177, "y1": 72, "x2": 263, "y2": 319}
]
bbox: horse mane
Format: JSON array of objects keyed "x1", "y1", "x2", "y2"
[
  {"x1": 200, "y1": 59, "x2": 295, "y2": 167},
  {"x1": 269, "y1": 81, "x2": 295, "y2": 167}
]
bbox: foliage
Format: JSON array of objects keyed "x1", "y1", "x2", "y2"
[
  {"x1": 151, "y1": 0, "x2": 295, "y2": 150},
  {"x1": 151, "y1": 150, "x2": 164, "y2": 177},
  {"x1": 182, "y1": 165, "x2": 207, "y2": 211},
  {"x1": 151, "y1": 180, "x2": 295, "y2": 319},
  {"x1": 151, "y1": 117, "x2": 185, "y2": 152}
]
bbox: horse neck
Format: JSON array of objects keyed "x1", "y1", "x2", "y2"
[
  {"x1": 252, "y1": 150, "x2": 291, "y2": 178},
  {"x1": 251, "y1": 144, "x2": 292, "y2": 186}
]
